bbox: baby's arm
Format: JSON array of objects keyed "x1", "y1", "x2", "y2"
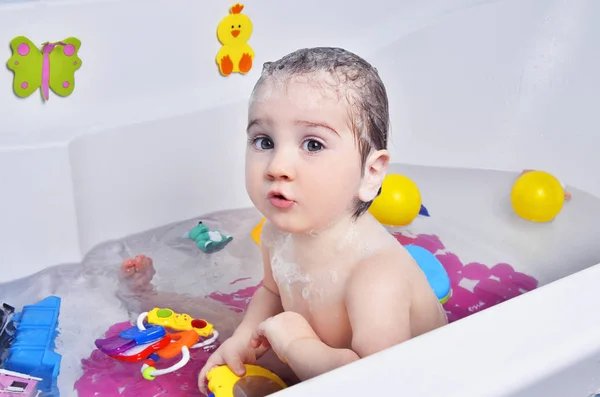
[
  {"x1": 345, "y1": 256, "x2": 412, "y2": 356},
  {"x1": 280, "y1": 322, "x2": 359, "y2": 381},
  {"x1": 281, "y1": 255, "x2": 411, "y2": 380},
  {"x1": 198, "y1": 233, "x2": 284, "y2": 392},
  {"x1": 230, "y1": 230, "x2": 284, "y2": 350}
]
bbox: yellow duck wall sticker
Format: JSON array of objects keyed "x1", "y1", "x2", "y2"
[{"x1": 216, "y1": 3, "x2": 254, "y2": 76}]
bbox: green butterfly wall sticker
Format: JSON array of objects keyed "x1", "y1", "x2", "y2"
[{"x1": 7, "y1": 36, "x2": 82, "y2": 101}]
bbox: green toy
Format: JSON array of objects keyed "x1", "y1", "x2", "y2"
[
  {"x1": 188, "y1": 222, "x2": 233, "y2": 253},
  {"x1": 7, "y1": 36, "x2": 82, "y2": 101}
]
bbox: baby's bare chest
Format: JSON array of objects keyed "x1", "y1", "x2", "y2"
[{"x1": 270, "y1": 253, "x2": 353, "y2": 348}]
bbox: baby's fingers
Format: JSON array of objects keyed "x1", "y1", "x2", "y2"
[
  {"x1": 249, "y1": 335, "x2": 270, "y2": 350},
  {"x1": 249, "y1": 326, "x2": 270, "y2": 350},
  {"x1": 222, "y1": 348, "x2": 247, "y2": 377},
  {"x1": 249, "y1": 332, "x2": 261, "y2": 349},
  {"x1": 198, "y1": 367, "x2": 212, "y2": 395},
  {"x1": 198, "y1": 356, "x2": 223, "y2": 395},
  {"x1": 198, "y1": 368, "x2": 210, "y2": 395}
]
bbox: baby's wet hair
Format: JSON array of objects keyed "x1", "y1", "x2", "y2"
[{"x1": 252, "y1": 47, "x2": 389, "y2": 218}]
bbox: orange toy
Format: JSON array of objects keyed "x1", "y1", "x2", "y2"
[
  {"x1": 141, "y1": 330, "x2": 199, "y2": 380},
  {"x1": 155, "y1": 330, "x2": 198, "y2": 359}
]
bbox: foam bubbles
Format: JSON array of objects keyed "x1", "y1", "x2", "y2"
[{"x1": 0, "y1": 207, "x2": 266, "y2": 396}]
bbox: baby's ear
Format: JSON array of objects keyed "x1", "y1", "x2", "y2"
[{"x1": 358, "y1": 149, "x2": 390, "y2": 202}]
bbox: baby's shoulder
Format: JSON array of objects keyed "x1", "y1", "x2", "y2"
[
  {"x1": 358, "y1": 242, "x2": 411, "y2": 270},
  {"x1": 354, "y1": 223, "x2": 413, "y2": 270},
  {"x1": 343, "y1": 244, "x2": 414, "y2": 313},
  {"x1": 348, "y1": 242, "x2": 413, "y2": 291}
]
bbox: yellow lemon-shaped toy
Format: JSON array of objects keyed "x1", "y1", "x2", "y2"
[
  {"x1": 207, "y1": 364, "x2": 287, "y2": 397},
  {"x1": 510, "y1": 170, "x2": 565, "y2": 222},
  {"x1": 369, "y1": 174, "x2": 422, "y2": 226},
  {"x1": 251, "y1": 217, "x2": 265, "y2": 246}
]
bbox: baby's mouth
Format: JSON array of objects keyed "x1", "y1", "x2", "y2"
[
  {"x1": 269, "y1": 193, "x2": 287, "y2": 200},
  {"x1": 267, "y1": 191, "x2": 295, "y2": 209}
]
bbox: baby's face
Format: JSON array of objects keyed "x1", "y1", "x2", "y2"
[{"x1": 245, "y1": 75, "x2": 363, "y2": 234}]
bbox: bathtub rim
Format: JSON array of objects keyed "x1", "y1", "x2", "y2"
[{"x1": 273, "y1": 262, "x2": 600, "y2": 397}]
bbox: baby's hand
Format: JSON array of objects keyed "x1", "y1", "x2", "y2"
[
  {"x1": 198, "y1": 334, "x2": 258, "y2": 396},
  {"x1": 250, "y1": 312, "x2": 318, "y2": 364}
]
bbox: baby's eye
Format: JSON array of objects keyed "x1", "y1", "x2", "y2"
[
  {"x1": 302, "y1": 139, "x2": 324, "y2": 152},
  {"x1": 253, "y1": 137, "x2": 274, "y2": 150}
]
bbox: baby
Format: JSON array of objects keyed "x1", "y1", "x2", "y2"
[{"x1": 197, "y1": 47, "x2": 448, "y2": 394}]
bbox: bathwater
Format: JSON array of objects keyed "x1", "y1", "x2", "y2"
[{"x1": 2, "y1": 166, "x2": 600, "y2": 396}]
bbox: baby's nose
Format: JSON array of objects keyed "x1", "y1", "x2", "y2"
[
  {"x1": 266, "y1": 152, "x2": 295, "y2": 181},
  {"x1": 266, "y1": 165, "x2": 294, "y2": 181}
]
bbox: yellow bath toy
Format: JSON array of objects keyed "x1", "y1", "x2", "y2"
[
  {"x1": 251, "y1": 217, "x2": 265, "y2": 246},
  {"x1": 369, "y1": 174, "x2": 422, "y2": 226},
  {"x1": 510, "y1": 170, "x2": 565, "y2": 222},
  {"x1": 216, "y1": 3, "x2": 254, "y2": 76},
  {"x1": 146, "y1": 308, "x2": 214, "y2": 337},
  {"x1": 207, "y1": 364, "x2": 287, "y2": 397}
]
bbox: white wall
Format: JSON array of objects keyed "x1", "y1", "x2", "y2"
[
  {"x1": 68, "y1": 103, "x2": 250, "y2": 255},
  {"x1": 1, "y1": 0, "x2": 599, "y2": 280},
  {"x1": 0, "y1": 146, "x2": 80, "y2": 280},
  {"x1": 376, "y1": 0, "x2": 600, "y2": 191}
]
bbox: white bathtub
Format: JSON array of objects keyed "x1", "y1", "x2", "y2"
[{"x1": 2, "y1": 0, "x2": 600, "y2": 395}]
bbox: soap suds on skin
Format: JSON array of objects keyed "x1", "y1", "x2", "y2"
[
  {"x1": 268, "y1": 216, "x2": 385, "y2": 312},
  {"x1": 270, "y1": 233, "x2": 311, "y2": 304},
  {"x1": 301, "y1": 286, "x2": 310, "y2": 300}
]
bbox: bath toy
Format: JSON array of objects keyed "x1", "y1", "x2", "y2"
[
  {"x1": 3, "y1": 296, "x2": 62, "y2": 395},
  {"x1": 216, "y1": 3, "x2": 254, "y2": 76},
  {"x1": 106, "y1": 332, "x2": 172, "y2": 363},
  {"x1": 0, "y1": 303, "x2": 16, "y2": 369},
  {"x1": 94, "y1": 323, "x2": 166, "y2": 355},
  {"x1": 369, "y1": 174, "x2": 423, "y2": 226},
  {"x1": 7, "y1": 36, "x2": 82, "y2": 101},
  {"x1": 188, "y1": 221, "x2": 233, "y2": 253},
  {"x1": 144, "y1": 307, "x2": 215, "y2": 337},
  {"x1": 207, "y1": 364, "x2": 287, "y2": 397},
  {"x1": 0, "y1": 368, "x2": 42, "y2": 396},
  {"x1": 95, "y1": 308, "x2": 220, "y2": 381},
  {"x1": 120, "y1": 322, "x2": 166, "y2": 343},
  {"x1": 519, "y1": 169, "x2": 571, "y2": 200},
  {"x1": 251, "y1": 217, "x2": 265, "y2": 246},
  {"x1": 405, "y1": 245, "x2": 451, "y2": 303},
  {"x1": 0, "y1": 302, "x2": 15, "y2": 340},
  {"x1": 510, "y1": 170, "x2": 566, "y2": 222},
  {"x1": 140, "y1": 329, "x2": 201, "y2": 381}
]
